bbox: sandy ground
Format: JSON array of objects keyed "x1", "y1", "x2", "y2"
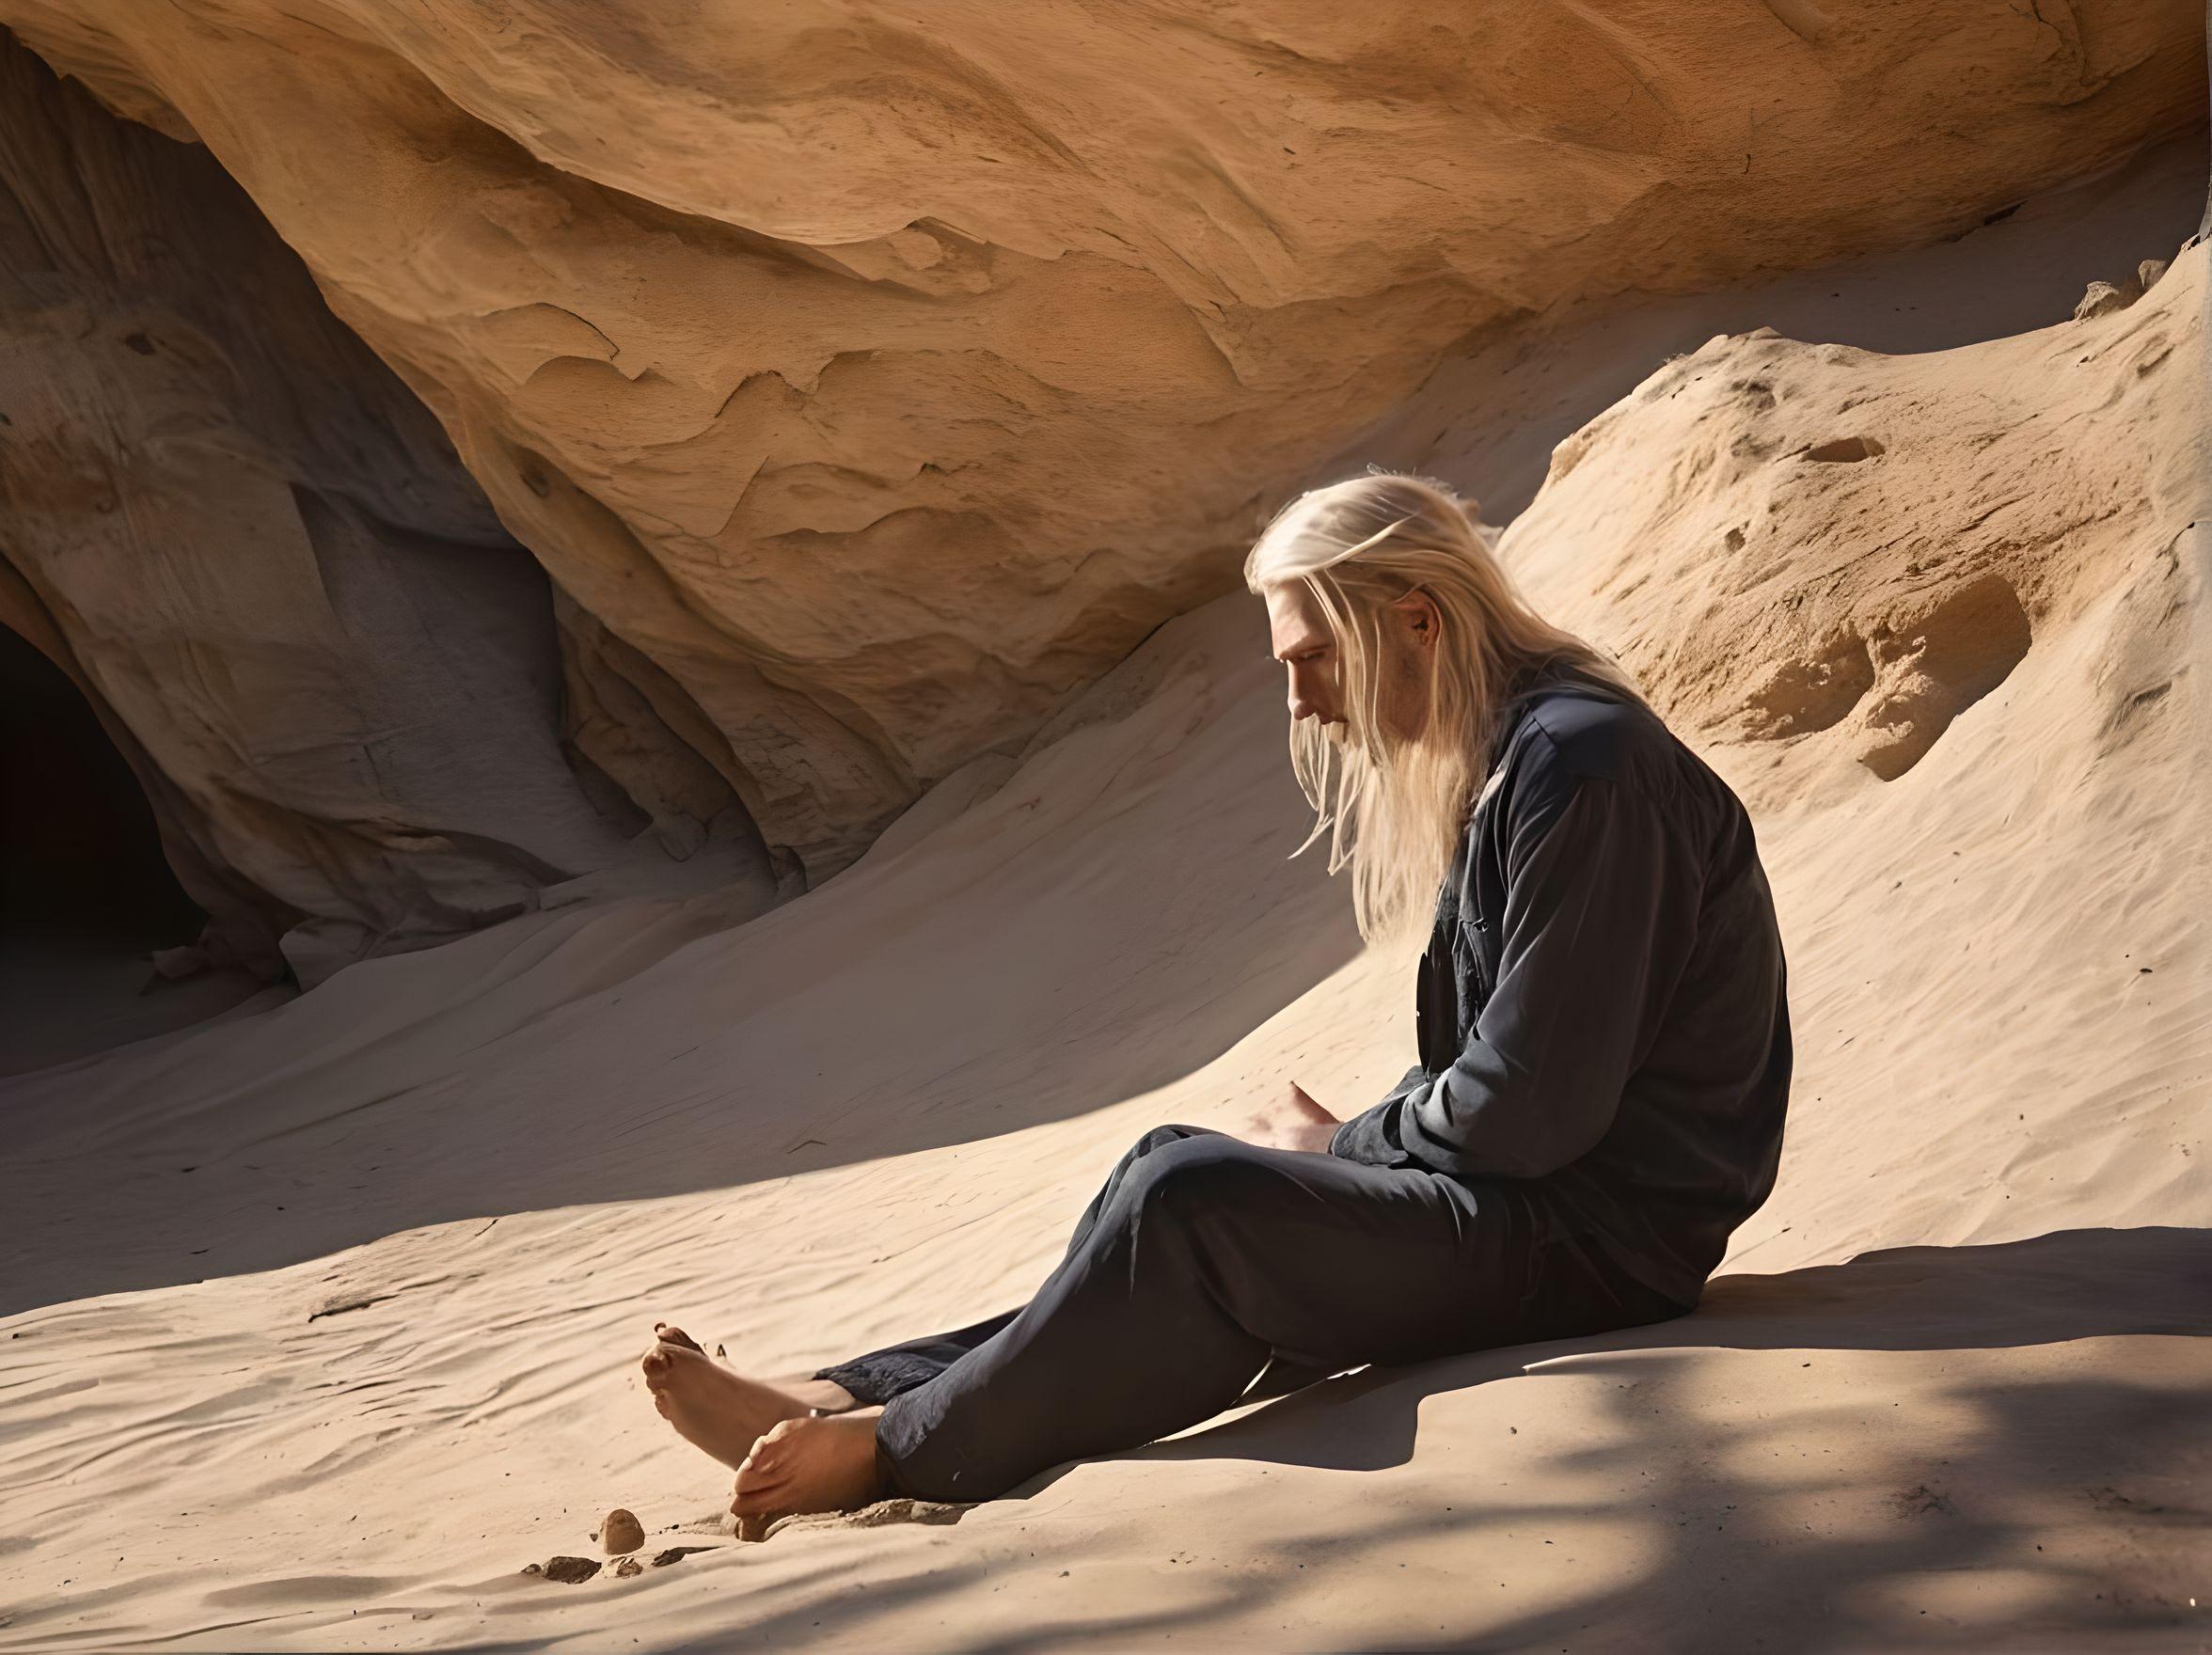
[{"x1": 1, "y1": 136, "x2": 2206, "y2": 1652}]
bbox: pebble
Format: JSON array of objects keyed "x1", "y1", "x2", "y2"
[{"x1": 598, "y1": 1507, "x2": 646, "y2": 1555}]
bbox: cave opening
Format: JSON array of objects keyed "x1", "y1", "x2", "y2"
[
  {"x1": 0, "y1": 622, "x2": 198, "y2": 933},
  {"x1": 0, "y1": 623, "x2": 259, "y2": 1073}
]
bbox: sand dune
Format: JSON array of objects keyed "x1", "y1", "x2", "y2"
[{"x1": 2, "y1": 142, "x2": 2207, "y2": 1651}]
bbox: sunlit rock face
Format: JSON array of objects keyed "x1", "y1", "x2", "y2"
[
  {"x1": 0, "y1": 33, "x2": 756, "y2": 984},
  {"x1": 0, "y1": 0, "x2": 2202, "y2": 885},
  {"x1": 1500, "y1": 259, "x2": 2204, "y2": 819}
]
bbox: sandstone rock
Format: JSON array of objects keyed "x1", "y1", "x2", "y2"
[
  {"x1": 540, "y1": 1555, "x2": 600, "y2": 1584},
  {"x1": 612, "y1": 1555, "x2": 642, "y2": 1578},
  {"x1": 2075, "y1": 279, "x2": 2130, "y2": 320},
  {"x1": 0, "y1": 33, "x2": 745, "y2": 983},
  {"x1": 596, "y1": 1508, "x2": 644, "y2": 1555},
  {"x1": 0, "y1": 1, "x2": 2196, "y2": 882}
]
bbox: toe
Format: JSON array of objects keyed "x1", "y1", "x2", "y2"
[
  {"x1": 731, "y1": 1474, "x2": 791, "y2": 1515},
  {"x1": 655, "y1": 1322, "x2": 705, "y2": 1354},
  {"x1": 734, "y1": 1447, "x2": 790, "y2": 1484}
]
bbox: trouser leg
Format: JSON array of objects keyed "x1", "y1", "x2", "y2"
[
  {"x1": 810, "y1": 1308, "x2": 1020, "y2": 1407},
  {"x1": 874, "y1": 1124, "x2": 1533, "y2": 1503},
  {"x1": 812, "y1": 1125, "x2": 1226, "y2": 1405}
]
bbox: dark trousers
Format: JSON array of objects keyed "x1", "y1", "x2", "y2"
[{"x1": 813, "y1": 1124, "x2": 1685, "y2": 1503}]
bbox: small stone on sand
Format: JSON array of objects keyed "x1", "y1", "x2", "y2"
[
  {"x1": 614, "y1": 1555, "x2": 643, "y2": 1578},
  {"x1": 542, "y1": 1555, "x2": 601, "y2": 1584},
  {"x1": 652, "y1": 1546, "x2": 719, "y2": 1567},
  {"x1": 598, "y1": 1507, "x2": 645, "y2": 1554}
]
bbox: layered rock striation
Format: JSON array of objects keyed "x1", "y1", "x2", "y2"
[
  {"x1": 2, "y1": 0, "x2": 2200, "y2": 907},
  {"x1": 0, "y1": 32, "x2": 769, "y2": 982}
]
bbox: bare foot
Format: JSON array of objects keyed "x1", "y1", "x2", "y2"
[
  {"x1": 731, "y1": 1411, "x2": 888, "y2": 1521},
  {"x1": 640, "y1": 1325, "x2": 814, "y2": 1470},
  {"x1": 653, "y1": 1321, "x2": 860, "y2": 1412}
]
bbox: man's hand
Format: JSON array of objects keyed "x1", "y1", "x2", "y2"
[{"x1": 1236, "y1": 1081, "x2": 1342, "y2": 1155}]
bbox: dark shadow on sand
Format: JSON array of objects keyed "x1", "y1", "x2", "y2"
[{"x1": 1122, "y1": 1224, "x2": 2212, "y2": 1477}]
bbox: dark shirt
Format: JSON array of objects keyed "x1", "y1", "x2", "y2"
[{"x1": 1330, "y1": 664, "x2": 1793, "y2": 1310}]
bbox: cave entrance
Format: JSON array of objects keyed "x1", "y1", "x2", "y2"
[{"x1": 0, "y1": 623, "x2": 258, "y2": 1072}]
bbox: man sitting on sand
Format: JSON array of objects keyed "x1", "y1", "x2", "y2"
[{"x1": 641, "y1": 469, "x2": 1793, "y2": 1522}]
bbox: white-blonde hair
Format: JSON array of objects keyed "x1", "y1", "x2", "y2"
[{"x1": 1244, "y1": 467, "x2": 1649, "y2": 944}]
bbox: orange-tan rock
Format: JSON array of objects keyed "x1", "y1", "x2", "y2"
[
  {"x1": 0, "y1": 33, "x2": 763, "y2": 981},
  {"x1": 0, "y1": 0, "x2": 2198, "y2": 881}
]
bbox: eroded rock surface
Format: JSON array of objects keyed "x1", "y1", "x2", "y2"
[
  {"x1": 0, "y1": 32, "x2": 771, "y2": 982},
  {"x1": 0, "y1": 0, "x2": 2197, "y2": 879}
]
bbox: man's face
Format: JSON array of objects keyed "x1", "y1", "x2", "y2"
[
  {"x1": 1265, "y1": 581, "x2": 1346, "y2": 732},
  {"x1": 1265, "y1": 580, "x2": 1435, "y2": 750}
]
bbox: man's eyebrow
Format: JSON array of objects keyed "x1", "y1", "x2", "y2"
[{"x1": 1272, "y1": 634, "x2": 1331, "y2": 663}]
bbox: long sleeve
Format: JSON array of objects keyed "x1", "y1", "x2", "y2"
[{"x1": 1332, "y1": 774, "x2": 1702, "y2": 1180}]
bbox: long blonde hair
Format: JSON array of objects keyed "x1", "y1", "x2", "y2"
[{"x1": 1244, "y1": 467, "x2": 1648, "y2": 944}]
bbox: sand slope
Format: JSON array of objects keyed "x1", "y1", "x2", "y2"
[{"x1": 1, "y1": 153, "x2": 2206, "y2": 1650}]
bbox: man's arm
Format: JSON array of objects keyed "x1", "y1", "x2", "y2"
[{"x1": 1331, "y1": 774, "x2": 1701, "y2": 1179}]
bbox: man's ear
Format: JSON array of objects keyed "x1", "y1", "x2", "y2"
[{"x1": 1389, "y1": 586, "x2": 1440, "y2": 648}]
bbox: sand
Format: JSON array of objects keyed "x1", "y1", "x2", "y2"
[{"x1": 1, "y1": 139, "x2": 2205, "y2": 1651}]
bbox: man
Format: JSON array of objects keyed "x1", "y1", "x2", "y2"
[{"x1": 640, "y1": 469, "x2": 1793, "y2": 1521}]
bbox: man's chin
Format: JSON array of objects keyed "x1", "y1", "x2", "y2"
[{"x1": 1312, "y1": 717, "x2": 1405, "y2": 763}]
